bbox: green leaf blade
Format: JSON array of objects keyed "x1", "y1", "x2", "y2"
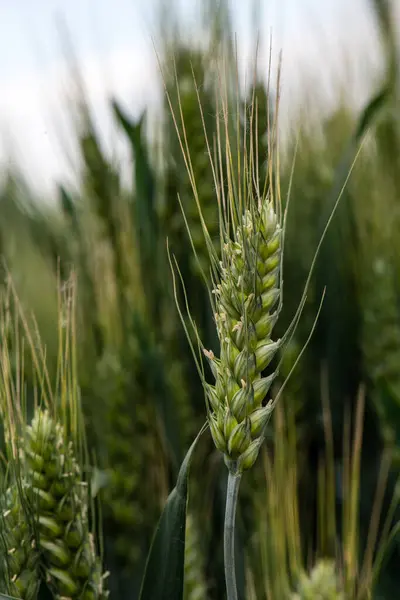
[{"x1": 139, "y1": 424, "x2": 206, "y2": 600}]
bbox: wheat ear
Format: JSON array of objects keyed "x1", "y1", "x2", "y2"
[
  {"x1": 0, "y1": 484, "x2": 40, "y2": 600},
  {"x1": 204, "y1": 201, "x2": 281, "y2": 473},
  {"x1": 24, "y1": 409, "x2": 108, "y2": 600},
  {"x1": 291, "y1": 560, "x2": 344, "y2": 599}
]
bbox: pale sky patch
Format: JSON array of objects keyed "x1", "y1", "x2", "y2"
[{"x1": 0, "y1": 0, "x2": 393, "y2": 196}]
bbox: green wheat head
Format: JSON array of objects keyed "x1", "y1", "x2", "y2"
[
  {"x1": 204, "y1": 198, "x2": 282, "y2": 473},
  {"x1": 291, "y1": 560, "x2": 344, "y2": 600},
  {"x1": 1, "y1": 408, "x2": 109, "y2": 600},
  {"x1": 0, "y1": 276, "x2": 108, "y2": 600},
  {"x1": 24, "y1": 408, "x2": 108, "y2": 600},
  {"x1": 0, "y1": 482, "x2": 40, "y2": 600},
  {"x1": 97, "y1": 349, "x2": 167, "y2": 574},
  {"x1": 164, "y1": 52, "x2": 297, "y2": 476}
]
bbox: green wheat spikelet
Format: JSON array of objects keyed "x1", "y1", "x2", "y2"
[
  {"x1": 0, "y1": 484, "x2": 40, "y2": 600},
  {"x1": 24, "y1": 409, "x2": 108, "y2": 600},
  {"x1": 291, "y1": 560, "x2": 344, "y2": 600},
  {"x1": 204, "y1": 201, "x2": 282, "y2": 473}
]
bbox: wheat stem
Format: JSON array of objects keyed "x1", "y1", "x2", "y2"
[{"x1": 224, "y1": 471, "x2": 242, "y2": 600}]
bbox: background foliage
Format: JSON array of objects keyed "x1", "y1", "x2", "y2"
[{"x1": 0, "y1": 0, "x2": 400, "y2": 598}]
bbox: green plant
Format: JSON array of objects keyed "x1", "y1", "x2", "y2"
[
  {"x1": 0, "y1": 2, "x2": 399, "y2": 597},
  {"x1": 245, "y1": 382, "x2": 399, "y2": 600},
  {"x1": 96, "y1": 347, "x2": 168, "y2": 578},
  {"x1": 164, "y1": 54, "x2": 291, "y2": 596},
  {"x1": 0, "y1": 484, "x2": 40, "y2": 600},
  {"x1": 291, "y1": 561, "x2": 343, "y2": 600},
  {"x1": 0, "y1": 277, "x2": 108, "y2": 600},
  {"x1": 25, "y1": 409, "x2": 107, "y2": 599},
  {"x1": 183, "y1": 513, "x2": 209, "y2": 600},
  {"x1": 160, "y1": 28, "x2": 393, "y2": 594}
]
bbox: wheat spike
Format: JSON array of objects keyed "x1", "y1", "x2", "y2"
[
  {"x1": 97, "y1": 348, "x2": 167, "y2": 574},
  {"x1": 24, "y1": 409, "x2": 108, "y2": 600},
  {"x1": 204, "y1": 199, "x2": 282, "y2": 473},
  {"x1": 162, "y1": 50, "x2": 285, "y2": 473},
  {"x1": 0, "y1": 484, "x2": 40, "y2": 600},
  {"x1": 291, "y1": 560, "x2": 344, "y2": 600}
]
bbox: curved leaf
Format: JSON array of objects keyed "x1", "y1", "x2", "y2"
[{"x1": 139, "y1": 424, "x2": 206, "y2": 600}]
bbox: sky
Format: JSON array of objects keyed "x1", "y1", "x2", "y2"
[{"x1": 0, "y1": 0, "x2": 393, "y2": 196}]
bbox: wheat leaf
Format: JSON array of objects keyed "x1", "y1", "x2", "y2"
[{"x1": 139, "y1": 423, "x2": 207, "y2": 600}]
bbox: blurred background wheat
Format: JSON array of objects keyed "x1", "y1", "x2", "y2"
[{"x1": 0, "y1": 0, "x2": 399, "y2": 598}]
